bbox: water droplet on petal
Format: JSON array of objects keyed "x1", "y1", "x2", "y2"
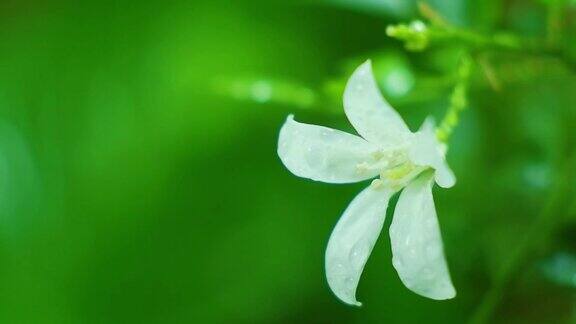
[{"x1": 404, "y1": 235, "x2": 412, "y2": 246}]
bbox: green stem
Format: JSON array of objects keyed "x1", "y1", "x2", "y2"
[
  {"x1": 386, "y1": 21, "x2": 573, "y2": 67},
  {"x1": 436, "y1": 54, "x2": 472, "y2": 143},
  {"x1": 387, "y1": 22, "x2": 552, "y2": 52}
]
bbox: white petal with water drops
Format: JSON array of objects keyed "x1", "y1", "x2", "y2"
[
  {"x1": 343, "y1": 60, "x2": 411, "y2": 147},
  {"x1": 432, "y1": 160, "x2": 456, "y2": 189},
  {"x1": 408, "y1": 118, "x2": 456, "y2": 188},
  {"x1": 278, "y1": 115, "x2": 380, "y2": 183},
  {"x1": 325, "y1": 185, "x2": 392, "y2": 306},
  {"x1": 389, "y1": 173, "x2": 456, "y2": 300}
]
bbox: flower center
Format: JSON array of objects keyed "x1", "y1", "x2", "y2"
[{"x1": 356, "y1": 148, "x2": 427, "y2": 191}]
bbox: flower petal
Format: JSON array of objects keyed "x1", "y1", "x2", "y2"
[
  {"x1": 278, "y1": 115, "x2": 380, "y2": 183},
  {"x1": 408, "y1": 118, "x2": 456, "y2": 188},
  {"x1": 433, "y1": 161, "x2": 456, "y2": 189},
  {"x1": 343, "y1": 60, "x2": 412, "y2": 146},
  {"x1": 325, "y1": 185, "x2": 392, "y2": 306},
  {"x1": 389, "y1": 173, "x2": 456, "y2": 300}
]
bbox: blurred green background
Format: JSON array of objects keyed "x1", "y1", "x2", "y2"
[{"x1": 1, "y1": 0, "x2": 576, "y2": 323}]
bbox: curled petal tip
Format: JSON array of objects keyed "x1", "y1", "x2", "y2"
[
  {"x1": 425, "y1": 283, "x2": 456, "y2": 300},
  {"x1": 339, "y1": 293, "x2": 363, "y2": 307},
  {"x1": 389, "y1": 174, "x2": 456, "y2": 301},
  {"x1": 278, "y1": 115, "x2": 380, "y2": 183},
  {"x1": 332, "y1": 291, "x2": 363, "y2": 307},
  {"x1": 355, "y1": 60, "x2": 373, "y2": 77},
  {"x1": 325, "y1": 187, "x2": 392, "y2": 307},
  {"x1": 343, "y1": 59, "x2": 411, "y2": 146}
]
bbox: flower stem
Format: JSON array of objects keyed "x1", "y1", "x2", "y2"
[
  {"x1": 436, "y1": 53, "x2": 472, "y2": 143},
  {"x1": 386, "y1": 20, "x2": 556, "y2": 55},
  {"x1": 386, "y1": 2, "x2": 574, "y2": 67}
]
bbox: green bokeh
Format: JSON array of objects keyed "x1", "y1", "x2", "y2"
[{"x1": 0, "y1": 0, "x2": 576, "y2": 323}]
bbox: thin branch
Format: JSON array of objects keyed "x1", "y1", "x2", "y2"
[
  {"x1": 436, "y1": 53, "x2": 472, "y2": 143},
  {"x1": 475, "y1": 55, "x2": 502, "y2": 92},
  {"x1": 417, "y1": 1, "x2": 448, "y2": 27}
]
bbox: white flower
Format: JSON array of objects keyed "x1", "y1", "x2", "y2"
[{"x1": 277, "y1": 60, "x2": 457, "y2": 306}]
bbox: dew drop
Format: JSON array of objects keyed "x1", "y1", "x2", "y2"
[
  {"x1": 404, "y1": 235, "x2": 412, "y2": 246},
  {"x1": 393, "y1": 258, "x2": 403, "y2": 269},
  {"x1": 349, "y1": 241, "x2": 369, "y2": 271},
  {"x1": 345, "y1": 277, "x2": 355, "y2": 289}
]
